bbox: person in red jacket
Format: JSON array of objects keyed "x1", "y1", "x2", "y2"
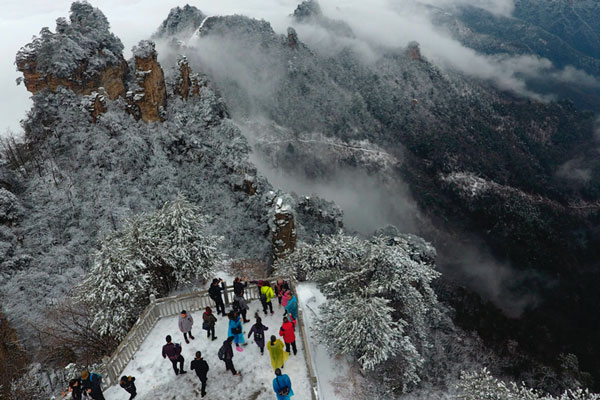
[{"x1": 278, "y1": 316, "x2": 297, "y2": 356}]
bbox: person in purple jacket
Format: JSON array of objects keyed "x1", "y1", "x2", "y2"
[
  {"x1": 248, "y1": 314, "x2": 269, "y2": 355},
  {"x1": 162, "y1": 335, "x2": 186, "y2": 375}
]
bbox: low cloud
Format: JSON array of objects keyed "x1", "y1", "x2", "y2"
[{"x1": 556, "y1": 158, "x2": 592, "y2": 183}]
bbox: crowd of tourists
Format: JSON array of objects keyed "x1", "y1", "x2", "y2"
[{"x1": 61, "y1": 277, "x2": 298, "y2": 400}]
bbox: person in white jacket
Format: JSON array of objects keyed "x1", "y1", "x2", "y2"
[{"x1": 178, "y1": 310, "x2": 195, "y2": 344}]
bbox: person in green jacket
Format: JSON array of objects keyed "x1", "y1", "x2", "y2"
[{"x1": 260, "y1": 283, "x2": 275, "y2": 315}]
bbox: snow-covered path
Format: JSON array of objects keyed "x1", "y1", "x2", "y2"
[
  {"x1": 296, "y1": 283, "x2": 354, "y2": 400},
  {"x1": 104, "y1": 300, "x2": 312, "y2": 400}
]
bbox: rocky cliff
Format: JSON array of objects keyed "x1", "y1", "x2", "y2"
[
  {"x1": 127, "y1": 41, "x2": 167, "y2": 122},
  {"x1": 15, "y1": 2, "x2": 126, "y2": 100}
]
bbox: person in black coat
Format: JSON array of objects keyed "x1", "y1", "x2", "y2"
[
  {"x1": 248, "y1": 314, "x2": 269, "y2": 355},
  {"x1": 233, "y1": 277, "x2": 248, "y2": 296},
  {"x1": 80, "y1": 370, "x2": 105, "y2": 400},
  {"x1": 221, "y1": 336, "x2": 240, "y2": 376},
  {"x1": 119, "y1": 376, "x2": 137, "y2": 399},
  {"x1": 208, "y1": 278, "x2": 226, "y2": 316},
  {"x1": 64, "y1": 378, "x2": 83, "y2": 400},
  {"x1": 190, "y1": 351, "x2": 209, "y2": 398}
]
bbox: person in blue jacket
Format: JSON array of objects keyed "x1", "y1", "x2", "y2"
[
  {"x1": 284, "y1": 292, "x2": 298, "y2": 321},
  {"x1": 273, "y1": 368, "x2": 294, "y2": 400},
  {"x1": 227, "y1": 311, "x2": 246, "y2": 349}
]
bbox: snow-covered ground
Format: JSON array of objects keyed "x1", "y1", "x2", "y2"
[
  {"x1": 104, "y1": 299, "x2": 312, "y2": 400},
  {"x1": 296, "y1": 283, "x2": 355, "y2": 400}
]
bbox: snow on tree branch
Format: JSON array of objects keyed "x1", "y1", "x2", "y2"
[
  {"x1": 275, "y1": 232, "x2": 440, "y2": 389},
  {"x1": 77, "y1": 194, "x2": 221, "y2": 339}
]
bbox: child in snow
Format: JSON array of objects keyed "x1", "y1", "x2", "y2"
[
  {"x1": 202, "y1": 307, "x2": 218, "y2": 341},
  {"x1": 248, "y1": 314, "x2": 269, "y2": 355},
  {"x1": 267, "y1": 335, "x2": 288, "y2": 370},
  {"x1": 178, "y1": 310, "x2": 195, "y2": 344},
  {"x1": 279, "y1": 316, "x2": 297, "y2": 356},
  {"x1": 260, "y1": 282, "x2": 275, "y2": 315},
  {"x1": 273, "y1": 368, "x2": 294, "y2": 400},
  {"x1": 119, "y1": 376, "x2": 137, "y2": 399},
  {"x1": 162, "y1": 335, "x2": 186, "y2": 375},
  {"x1": 190, "y1": 351, "x2": 209, "y2": 398},
  {"x1": 227, "y1": 311, "x2": 246, "y2": 350},
  {"x1": 219, "y1": 336, "x2": 240, "y2": 376},
  {"x1": 284, "y1": 292, "x2": 298, "y2": 320}
]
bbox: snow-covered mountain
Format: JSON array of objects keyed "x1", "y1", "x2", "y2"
[
  {"x1": 148, "y1": 0, "x2": 600, "y2": 391},
  {"x1": 2, "y1": 1, "x2": 600, "y2": 399}
]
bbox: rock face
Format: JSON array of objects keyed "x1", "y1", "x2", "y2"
[
  {"x1": 0, "y1": 313, "x2": 28, "y2": 399},
  {"x1": 16, "y1": 58, "x2": 126, "y2": 100},
  {"x1": 267, "y1": 192, "x2": 297, "y2": 260},
  {"x1": 174, "y1": 56, "x2": 203, "y2": 100},
  {"x1": 407, "y1": 41, "x2": 423, "y2": 61},
  {"x1": 287, "y1": 27, "x2": 299, "y2": 49},
  {"x1": 15, "y1": 2, "x2": 127, "y2": 100},
  {"x1": 129, "y1": 41, "x2": 167, "y2": 122},
  {"x1": 86, "y1": 92, "x2": 107, "y2": 123}
]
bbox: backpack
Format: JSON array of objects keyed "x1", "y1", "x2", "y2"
[
  {"x1": 90, "y1": 372, "x2": 102, "y2": 385},
  {"x1": 232, "y1": 299, "x2": 241, "y2": 312},
  {"x1": 260, "y1": 288, "x2": 267, "y2": 303},
  {"x1": 275, "y1": 376, "x2": 290, "y2": 396},
  {"x1": 217, "y1": 344, "x2": 226, "y2": 361}
]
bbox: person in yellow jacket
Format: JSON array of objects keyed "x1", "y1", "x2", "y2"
[
  {"x1": 260, "y1": 282, "x2": 275, "y2": 315},
  {"x1": 267, "y1": 335, "x2": 289, "y2": 370}
]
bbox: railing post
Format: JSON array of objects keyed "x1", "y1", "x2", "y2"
[
  {"x1": 223, "y1": 282, "x2": 229, "y2": 306},
  {"x1": 102, "y1": 356, "x2": 116, "y2": 388}
]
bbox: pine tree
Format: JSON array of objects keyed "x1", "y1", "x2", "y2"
[
  {"x1": 77, "y1": 195, "x2": 220, "y2": 339},
  {"x1": 275, "y1": 232, "x2": 440, "y2": 389},
  {"x1": 79, "y1": 234, "x2": 149, "y2": 339},
  {"x1": 457, "y1": 369, "x2": 600, "y2": 400},
  {"x1": 318, "y1": 292, "x2": 417, "y2": 371},
  {"x1": 149, "y1": 194, "x2": 219, "y2": 285}
]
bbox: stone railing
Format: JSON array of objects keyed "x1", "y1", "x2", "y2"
[
  {"x1": 100, "y1": 280, "x2": 320, "y2": 400},
  {"x1": 290, "y1": 280, "x2": 320, "y2": 400}
]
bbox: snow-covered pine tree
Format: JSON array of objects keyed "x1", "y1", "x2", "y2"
[
  {"x1": 275, "y1": 232, "x2": 440, "y2": 390},
  {"x1": 78, "y1": 234, "x2": 149, "y2": 339},
  {"x1": 318, "y1": 292, "x2": 420, "y2": 372},
  {"x1": 275, "y1": 233, "x2": 366, "y2": 281},
  {"x1": 146, "y1": 194, "x2": 219, "y2": 285},
  {"x1": 457, "y1": 368, "x2": 600, "y2": 400},
  {"x1": 77, "y1": 195, "x2": 220, "y2": 339}
]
